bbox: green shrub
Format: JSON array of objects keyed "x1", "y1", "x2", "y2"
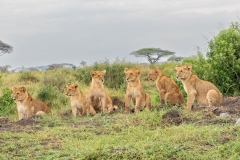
[
  {"x1": 205, "y1": 22, "x2": 240, "y2": 96},
  {"x1": 74, "y1": 60, "x2": 138, "y2": 89},
  {"x1": 37, "y1": 86, "x2": 68, "y2": 108},
  {"x1": 0, "y1": 88, "x2": 15, "y2": 116},
  {"x1": 41, "y1": 70, "x2": 75, "y2": 92},
  {"x1": 18, "y1": 71, "x2": 39, "y2": 83}
]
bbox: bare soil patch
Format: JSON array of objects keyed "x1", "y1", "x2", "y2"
[
  {"x1": 163, "y1": 97, "x2": 240, "y2": 126},
  {"x1": 0, "y1": 116, "x2": 42, "y2": 133}
]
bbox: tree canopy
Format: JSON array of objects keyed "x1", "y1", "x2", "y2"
[
  {"x1": 0, "y1": 40, "x2": 13, "y2": 56},
  {"x1": 167, "y1": 55, "x2": 184, "y2": 62},
  {"x1": 130, "y1": 48, "x2": 175, "y2": 64}
]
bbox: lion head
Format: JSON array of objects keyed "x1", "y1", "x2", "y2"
[
  {"x1": 90, "y1": 70, "x2": 106, "y2": 84},
  {"x1": 12, "y1": 87, "x2": 28, "y2": 102},
  {"x1": 66, "y1": 83, "x2": 78, "y2": 96},
  {"x1": 148, "y1": 67, "x2": 164, "y2": 81},
  {"x1": 124, "y1": 68, "x2": 142, "y2": 82},
  {"x1": 175, "y1": 65, "x2": 192, "y2": 80}
]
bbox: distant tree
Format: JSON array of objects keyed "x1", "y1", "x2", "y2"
[
  {"x1": 0, "y1": 40, "x2": 13, "y2": 56},
  {"x1": 0, "y1": 65, "x2": 11, "y2": 72},
  {"x1": 167, "y1": 55, "x2": 184, "y2": 62},
  {"x1": 72, "y1": 65, "x2": 77, "y2": 70},
  {"x1": 80, "y1": 61, "x2": 87, "y2": 67},
  {"x1": 47, "y1": 64, "x2": 63, "y2": 70},
  {"x1": 130, "y1": 48, "x2": 175, "y2": 64}
]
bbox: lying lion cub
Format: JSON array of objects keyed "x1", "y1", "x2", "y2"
[
  {"x1": 124, "y1": 68, "x2": 151, "y2": 113},
  {"x1": 176, "y1": 64, "x2": 223, "y2": 110},
  {"x1": 12, "y1": 87, "x2": 51, "y2": 120},
  {"x1": 86, "y1": 70, "x2": 117, "y2": 113},
  {"x1": 66, "y1": 83, "x2": 96, "y2": 117},
  {"x1": 148, "y1": 67, "x2": 184, "y2": 107}
]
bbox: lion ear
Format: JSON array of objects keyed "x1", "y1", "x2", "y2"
[
  {"x1": 90, "y1": 71, "x2": 95, "y2": 77},
  {"x1": 187, "y1": 64, "x2": 192, "y2": 71},
  {"x1": 11, "y1": 87, "x2": 16, "y2": 91},
  {"x1": 154, "y1": 67, "x2": 159, "y2": 72},
  {"x1": 137, "y1": 69, "x2": 142, "y2": 75},
  {"x1": 21, "y1": 87, "x2": 26, "y2": 92},
  {"x1": 102, "y1": 70, "x2": 106, "y2": 75},
  {"x1": 74, "y1": 84, "x2": 78, "y2": 88},
  {"x1": 66, "y1": 83, "x2": 71, "y2": 87},
  {"x1": 175, "y1": 65, "x2": 180, "y2": 70},
  {"x1": 124, "y1": 68, "x2": 128, "y2": 73}
]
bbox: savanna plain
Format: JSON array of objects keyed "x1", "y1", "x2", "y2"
[{"x1": 0, "y1": 61, "x2": 240, "y2": 160}]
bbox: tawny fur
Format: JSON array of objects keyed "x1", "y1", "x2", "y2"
[
  {"x1": 12, "y1": 87, "x2": 51, "y2": 120},
  {"x1": 86, "y1": 70, "x2": 118, "y2": 113},
  {"x1": 66, "y1": 83, "x2": 96, "y2": 117},
  {"x1": 175, "y1": 64, "x2": 223, "y2": 111},
  {"x1": 148, "y1": 67, "x2": 184, "y2": 107},
  {"x1": 124, "y1": 68, "x2": 151, "y2": 113}
]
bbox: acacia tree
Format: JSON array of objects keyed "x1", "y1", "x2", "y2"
[
  {"x1": 0, "y1": 40, "x2": 13, "y2": 56},
  {"x1": 167, "y1": 55, "x2": 184, "y2": 62},
  {"x1": 130, "y1": 48, "x2": 175, "y2": 64}
]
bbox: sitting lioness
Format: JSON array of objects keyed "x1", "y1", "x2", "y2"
[
  {"x1": 148, "y1": 67, "x2": 184, "y2": 107},
  {"x1": 12, "y1": 87, "x2": 51, "y2": 120},
  {"x1": 86, "y1": 70, "x2": 117, "y2": 113},
  {"x1": 66, "y1": 83, "x2": 96, "y2": 117},
  {"x1": 124, "y1": 68, "x2": 151, "y2": 113},
  {"x1": 175, "y1": 64, "x2": 223, "y2": 110}
]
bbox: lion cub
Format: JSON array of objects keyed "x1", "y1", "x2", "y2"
[
  {"x1": 175, "y1": 64, "x2": 223, "y2": 110},
  {"x1": 12, "y1": 87, "x2": 51, "y2": 120},
  {"x1": 148, "y1": 67, "x2": 184, "y2": 107},
  {"x1": 124, "y1": 68, "x2": 151, "y2": 113},
  {"x1": 86, "y1": 70, "x2": 117, "y2": 113},
  {"x1": 66, "y1": 83, "x2": 96, "y2": 117}
]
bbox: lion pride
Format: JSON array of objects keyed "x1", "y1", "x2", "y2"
[
  {"x1": 175, "y1": 64, "x2": 223, "y2": 110},
  {"x1": 124, "y1": 68, "x2": 151, "y2": 113},
  {"x1": 86, "y1": 70, "x2": 117, "y2": 113},
  {"x1": 12, "y1": 87, "x2": 51, "y2": 120},
  {"x1": 148, "y1": 67, "x2": 184, "y2": 107},
  {"x1": 66, "y1": 83, "x2": 96, "y2": 117}
]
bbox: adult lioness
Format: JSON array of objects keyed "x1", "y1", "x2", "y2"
[
  {"x1": 175, "y1": 64, "x2": 223, "y2": 111},
  {"x1": 124, "y1": 68, "x2": 151, "y2": 113},
  {"x1": 86, "y1": 70, "x2": 117, "y2": 113},
  {"x1": 12, "y1": 87, "x2": 51, "y2": 120},
  {"x1": 66, "y1": 83, "x2": 96, "y2": 117},
  {"x1": 148, "y1": 67, "x2": 184, "y2": 107}
]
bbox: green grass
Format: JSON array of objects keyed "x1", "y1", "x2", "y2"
[
  {"x1": 0, "y1": 63, "x2": 240, "y2": 159},
  {"x1": 0, "y1": 109, "x2": 240, "y2": 160}
]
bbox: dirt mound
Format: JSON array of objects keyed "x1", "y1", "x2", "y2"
[
  {"x1": 162, "y1": 110, "x2": 183, "y2": 125},
  {"x1": 194, "y1": 96, "x2": 240, "y2": 118},
  {"x1": 0, "y1": 116, "x2": 42, "y2": 133}
]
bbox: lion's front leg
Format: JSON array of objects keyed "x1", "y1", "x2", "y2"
[
  {"x1": 71, "y1": 106, "x2": 78, "y2": 117},
  {"x1": 145, "y1": 93, "x2": 151, "y2": 110},
  {"x1": 187, "y1": 90, "x2": 197, "y2": 111},
  {"x1": 18, "y1": 112, "x2": 24, "y2": 120},
  {"x1": 134, "y1": 96, "x2": 141, "y2": 113},
  {"x1": 160, "y1": 90, "x2": 166, "y2": 106},
  {"x1": 124, "y1": 94, "x2": 131, "y2": 114},
  {"x1": 100, "y1": 96, "x2": 108, "y2": 113}
]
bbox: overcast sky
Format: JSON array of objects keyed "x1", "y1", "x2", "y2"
[{"x1": 1, "y1": 0, "x2": 240, "y2": 69}]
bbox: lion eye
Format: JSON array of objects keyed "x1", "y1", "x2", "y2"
[{"x1": 180, "y1": 70, "x2": 183, "y2": 72}]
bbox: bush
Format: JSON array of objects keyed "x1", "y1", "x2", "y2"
[
  {"x1": 74, "y1": 60, "x2": 138, "y2": 89},
  {"x1": 18, "y1": 71, "x2": 39, "y2": 83},
  {"x1": 37, "y1": 86, "x2": 68, "y2": 108},
  {"x1": 0, "y1": 88, "x2": 15, "y2": 116},
  {"x1": 41, "y1": 69, "x2": 75, "y2": 92},
  {"x1": 205, "y1": 22, "x2": 240, "y2": 96}
]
